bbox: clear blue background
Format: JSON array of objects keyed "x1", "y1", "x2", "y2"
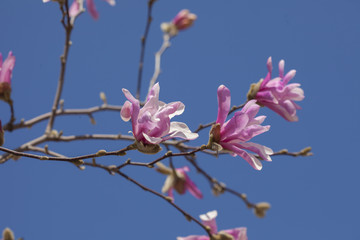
[{"x1": 0, "y1": 0, "x2": 359, "y2": 239}]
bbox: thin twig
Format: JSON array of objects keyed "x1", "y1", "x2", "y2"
[
  {"x1": 4, "y1": 104, "x2": 122, "y2": 131},
  {"x1": 136, "y1": 0, "x2": 156, "y2": 100},
  {"x1": 147, "y1": 33, "x2": 171, "y2": 97},
  {"x1": 0, "y1": 144, "x2": 135, "y2": 163},
  {"x1": 116, "y1": 170, "x2": 212, "y2": 237},
  {"x1": 45, "y1": 0, "x2": 74, "y2": 135}
]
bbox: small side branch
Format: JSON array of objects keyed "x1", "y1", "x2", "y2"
[
  {"x1": 45, "y1": 0, "x2": 74, "y2": 135},
  {"x1": 136, "y1": 0, "x2": 157, "y2": 100},
  {"x1": 147, "y1": 33, "x2": 171, "y2": 97}
]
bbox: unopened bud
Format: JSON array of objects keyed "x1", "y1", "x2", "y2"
[
  {"x1": 254, "y1": 202, "x2": 271, "y2": 218},
  {"x1": 96, "y1": 149, "x2": 107, "y2": 156},
  {"x1": 212, "y1": 182, "x2": 226, "y2": 197},
  {"x1": 100, "y1": 92, "x2": 107, "y2": 105},
  {"x1": 300, "y1": 146, "x2": 312, "y2": 156},
  {"x1": 3, "y1": 228, "x2": 15, "y2": 240},
  {"x1": 172, "y1": 9, "x2": 197, "y2": 31}
]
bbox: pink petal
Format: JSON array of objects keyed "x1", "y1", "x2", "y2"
[
  {"x1": 104, "y1": 0, "x2": 115, "y2": 6},
  {"x1": 240, "y1": 100, "x2": 260, "y2": 120},
  {"x1": 122, "y1": 88, "x2": 140, "y2": 134},
  {"x1": 235, "y1": 142, "x2": 273, "y2": 162},
  {"x1": 199, "y1": 210, "x2": 218, "y2": 234},
  {"x1": 216, "y1": 85, "x2": 231, "y2": 125},
  {"x1": 284, "y1": 84, "x2": 304, "y2": 101},
  {"x1": 220, "y1": 112, "x2": 249, "y2": 142},
  {"x1": 69, "y1": 0, "x2": 80, "y2": 17},
  {"x1": 165, "y1": 122, "x2": 199, "y2": 141},
  {"x1": 237, "y1": 124, "x2": 270, "y2": 142},
  {"x1": 142, "y1": 132, "x2": 163, "y2": 144},
  {"x1": 177, "y1": 236, "x2": 209, "y2": 240},
  {"x1": 86, "y1": 0, "x2": 99, "y2": 19},
  {"x1": 262, "y1": 102, "x2": 298, "y2": 122},
  {"x1": 279, "y1": 59, "x2": 285, "y2": 78},
  {"x1": 261, "y1": 57, "x2": 273, "y2": 86},
  {"x1": 256, "y1": 90, "x2": 278, "y2": 104},
  {"x1": 222, "y1": 228, "x2": 248, "y2": 240},
  {"x1": 146, "y1": 82, "x2": 160, "y2": 102},
  {"x1": 0, "y1": 52, "x2": 15, "y2": 85},
  {"x1": 183, "y1": 172, "x2": 203, "y2": 199},
  {"x1": 221, "y1": 143, "x2": 262, "y2": 170},
  {"x1": 120, "y1": 101, "x2": 133, "y2": 122},
  {"x1": 282, "y1": 69, "x2": 296, "y2": 85}
]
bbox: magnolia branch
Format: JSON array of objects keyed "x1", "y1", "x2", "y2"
[
  {"x1": 45, "y1": 0, "x2": 73, "y2": 135},
  {"x1": 4, "y1": 104, "x2": 122, "y2": 131},
  {"x1": 147, "y1": 33, "x2": 171, "y2": 96},
  {"x1": 136, "y1": 0, "x2": 156, "y2": 100}
]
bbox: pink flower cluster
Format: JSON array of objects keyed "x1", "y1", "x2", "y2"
[
  {"x1": 177, "y1": 210, "x2": 248, "y2": 240},
  {"x1": 254, "y1": 57, "x2": 305, "y2": 121},
  {"x1": 211, "y1": 85, "x2": 273, "y2": 170}
]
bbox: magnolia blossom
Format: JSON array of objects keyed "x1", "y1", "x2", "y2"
[
  {"x1": 157, "y1": 162, "x2": 202, "y2": 200},
  {"x1": 68, "y1": 0, "x2": 115, "y2": 20},
  {"x1": 172, "y1": 9, "x2": 197, "y2": 30},
  {"x1": 161, "y1": 9, "x2": 197, "y2": 36},
  {"x1": 177, "y1": 210, "x2": 248, "y2": 240},
  {"x1": 250, "y1": 57, "x2": 305, "y2": 121},
  {"x1": 120, "y1": 83, "x2": 198, "y2": 153},
  {"x1": 0, "y1": 51, "x2": 15, "y2": 103},
  {"x1": 210, "y1": 85, "x2": 273, "y2": 170}
]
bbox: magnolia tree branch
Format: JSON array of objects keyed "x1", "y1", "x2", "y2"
[
  {"x1": 147, "y1": 33, "x2": 171, "y2": 96},
  {"x1": 45, "y1": 0, "x2": 74, "y2": 135},
  {"x1": 4, "y1": 104, "x2": 123, "y2": 131},
  {"x1": 136, "y1": 0, "x2": 157, "y2": 100}
]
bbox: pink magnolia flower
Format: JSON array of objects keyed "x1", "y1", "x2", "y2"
[
  {"x1": 120, "y1": 83, "x2": 198, "y2": 153},
  {"x1": 210, "y1": 85, "x2": 273, "y2": 170},
  {"x1": 0, "y1": 51, "x2": 15, "y2": 103},
  {"x1": 251, "y1": 57, "x2": 305, "y2": 121},
  {"x1": 161, "y1": 9, "x2": 197, "y2": 36},
  {"x1": 172, "y1": 9, "x2": 197, "y2": 30},
  {"x1": 157, "y1": 162, "x2": 202, "y2": 200},
  {"x1": 69, "y1": 0, "x2": 115, "y2": 20},
  {"x1": 177, "y1": 210, "x2": 248, "y2": 240}
]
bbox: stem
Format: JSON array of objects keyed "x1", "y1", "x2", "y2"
[
  {"x1": 136, "y1": 0, "x2": 156, "y2": 100},
  {"x1": 45, "y1": 1, "x2": 73, "y2": 135},
  {"x1": 117, "y1": 170, "x2": 212, "y2": 237},
  {"x1": 147, "y1": 34, "x2": 171, "y2": 98},
  {"x1": 5, "y1": 104, "x2": 122, "y2": 131}
]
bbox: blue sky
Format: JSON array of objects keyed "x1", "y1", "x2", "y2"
[{"x1": 0, "y1": 0, "x2": 359, "y2": 239}]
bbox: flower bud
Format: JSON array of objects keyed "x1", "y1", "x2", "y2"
[
  {"x1": 161, "y1": 9, "x2": 197, "y2": 37},
  {"x1": 254, "y1": 201, "x2": 271, "y2": 218},
  {"x1": 172, "y1": 9, "x2": 197, "y2": 30},
  {"x1": 2, "y1": 228, "x2": 14, "y2": 240},
  {"x1": 0, "y1": 52, "x2": 15, "y2": 104}
]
